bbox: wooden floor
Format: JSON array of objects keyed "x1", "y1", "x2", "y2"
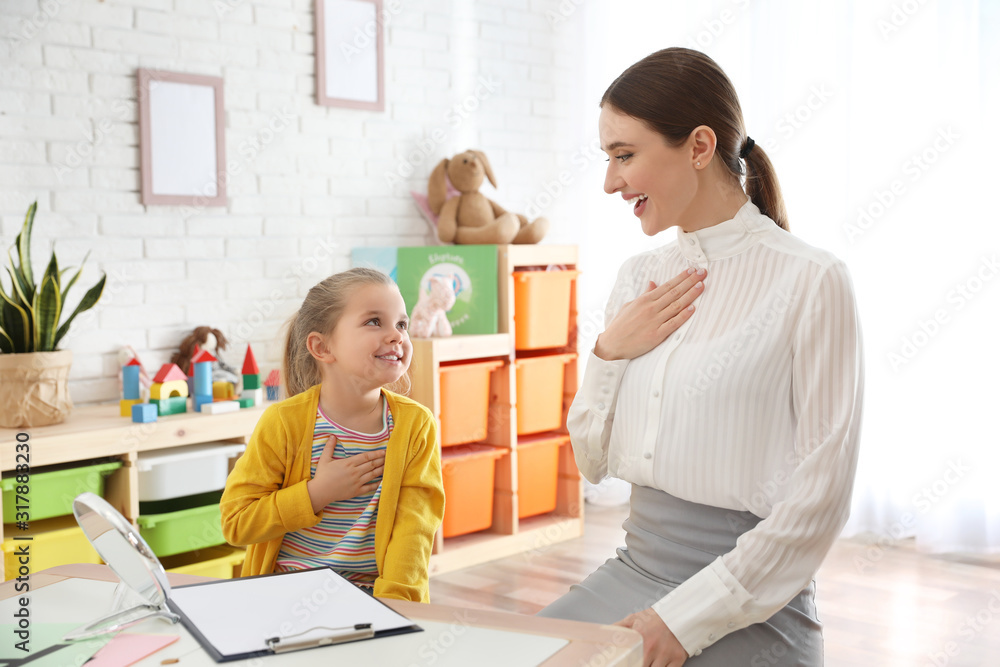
[{"x1": 430, "y1": 503, "x2": 1000, "y2": 666}]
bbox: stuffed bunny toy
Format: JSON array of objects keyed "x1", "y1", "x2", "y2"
[
  {"x1": 428, "y1": 149, "x2": 549, "y2": 245},
  {"x1": 409, "y1": 275, "x2": 457, "y2": 338}
]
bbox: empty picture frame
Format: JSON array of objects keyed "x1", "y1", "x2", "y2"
[
  {"x1": 138, "y1": 69, "x2": 227, "y2": 206},
  {"x1": 315, "y1": 0, "x2": 385, "y2": 111}
]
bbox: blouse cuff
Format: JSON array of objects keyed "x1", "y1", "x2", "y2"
[{"x1": 651, "y1": 557, "x2": 754, "y2": 656}]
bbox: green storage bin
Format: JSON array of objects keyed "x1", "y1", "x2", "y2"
[
  {"x1": 1, "y1": 460, "x2": 122, "y2": 523},
  {"x1": 137, "y1": 491, "x2": 225, "y2": 558}
]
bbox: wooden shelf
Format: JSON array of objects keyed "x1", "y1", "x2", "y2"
[
  {"x1": 415, "y1": 244, "x2": 583, "y2": 574},
  {"x1": 0, "y1": 402, "x2": 266, "y2": 580},
  {"x1": 0, "y1": 403, "x2": 265, "y2": 470},
  {"x1": 410, "y1": 333, "x2": 511, "y2": 363}
]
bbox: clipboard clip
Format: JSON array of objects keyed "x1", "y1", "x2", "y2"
[{"x1": 266, "y1": 624, "x2": 375, "y2": 654}]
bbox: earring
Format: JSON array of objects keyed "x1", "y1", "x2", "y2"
[{"x1": 696, "y1": 161, "x2": 701, "y2": 166}]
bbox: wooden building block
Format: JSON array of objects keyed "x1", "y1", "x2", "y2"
[
  {"x1": 213, "y1": 381, "x2": 235, "y2": 400},
  {"x1": 242, "y1": 388, "x2": 264, "y2": 406},
  {"x1": 193, "y1": 394, "x2": 214, "y2": 413},
  {"x1": 202, "y1": 400, "x2": 240, "y2": 415},
  {"x1": 152, "y1": 396, "x2": 187, "y2": 416},
  {"x1": 150, "y1": 379, "x2": 188, "y2": 400},
  {"x1": 131, "y1": 403, "x2": 157, "y2": 423},
  {"x1": 120, "y1": 398, "x2": 142, "y2": 417}
]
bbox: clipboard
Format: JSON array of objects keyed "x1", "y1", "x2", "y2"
[{"x1": 165, "y1": 567, "x2": 421, "y2": 662}]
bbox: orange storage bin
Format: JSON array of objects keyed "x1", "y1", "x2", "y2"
[
  {"x1": 514, "y1": 353, "x2": 577, "y2": 435},
  {"x1": 512, "y1": 269, "x2": 580, "y2": 350},
  {"x1": 441, "y1": 445, "x2": 507, "y2": 538},
  {"x1": 438, "y1": 359, "x2": 505, "y2": 446},
  {"x1": 517, "y1": 434, "x2": 568, "y2": 518}
]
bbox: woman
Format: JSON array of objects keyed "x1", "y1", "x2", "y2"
[{"x1": 538, "y1": 48, "x2": 864, "y2": 666}]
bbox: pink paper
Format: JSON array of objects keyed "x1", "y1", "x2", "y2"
[{"x1": 87, "y1": 633, "x2": 180, "y2": 667}]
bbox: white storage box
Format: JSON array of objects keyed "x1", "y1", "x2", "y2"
[{"x1": 137, "y1": 442, "x2": 246, "y2": 502}]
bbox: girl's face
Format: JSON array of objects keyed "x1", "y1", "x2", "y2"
[
  {"x1": 599, "y1": 105, "x2": 699, "y2": 236},
  {"x1": 326, "y1": 282, "x2": 412, "y2": 391}
]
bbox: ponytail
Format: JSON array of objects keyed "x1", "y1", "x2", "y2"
[
  {"x1": 742, "y1": 142, "x2": 789, "y2": 232},
  {"x1": 282, "y1": 311, "x2": 321, "y2": 399}
]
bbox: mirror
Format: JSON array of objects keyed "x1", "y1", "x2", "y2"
[{"x1": 64, "y1": 493, "x2": 180, "y2": 641}]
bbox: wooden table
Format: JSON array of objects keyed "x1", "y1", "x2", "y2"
[{"x1": 1, "y1": 564, "x2": 641, "y2": 666}]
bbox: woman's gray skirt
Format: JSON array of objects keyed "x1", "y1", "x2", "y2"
[{"x1": 538, "y1": 484, "x2": 823, "y2": 666}]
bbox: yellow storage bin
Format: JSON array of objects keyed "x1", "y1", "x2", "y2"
[
  {"x1": 2, "y1": 516, "x2": 101, "y2": 580},
  {"x1": 441, "y1": 445, "x2": 507, "y2": 538},
  {"x1": 517, "y1": 434, "x2": 568, "y2": 518},
  {"x1": 514, "y1": 353, "x2": 577, "y2": 435},
  {"x1": 160, "y1": 545, "x2": 246, "y2": 579},
  {"x1": 438, "y1": 359, "x2": 505, "y2": 446},
  {"x1": 512, "y1": 269, "x2": 579, "y2": 350}
]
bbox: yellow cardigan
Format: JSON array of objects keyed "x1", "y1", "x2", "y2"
[{"x1": 220, "y1": 385, "x2": 445, "y2": 602}]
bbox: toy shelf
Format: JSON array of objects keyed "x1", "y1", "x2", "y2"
[
  {"x1": 0, "y1": 404, "x2": 265, "y2": 580},
  {"x1": 410, "y1": 244, "x2": 584, "y2": 576}
]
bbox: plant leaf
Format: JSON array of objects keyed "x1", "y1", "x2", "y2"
[
  {"x1": 18, "y1": 201, "x2": 36, "y2": 288},
  {"x1": 54, "y1": 273, "x2": 105, "y2": 348},
  {"x1": 4, "y1": 266, "x2": 33, "y2": 350},
  {"x1": 0, "y1": 287, "x2": 30, "y2": 352},
  {"x1": 34, "y1": 273, "x2": 61, "y2": 352},
  {"x1": 7, "y1": 247, "x2": 34, "y2": 306},
  {"x1": 0, "y1": 323, "x2": 13, "y2": 353},
  {"x1": 43, "y1": 249, "x2": 59, "y2": 290},
  {"x1": 62, "y1": 250, "x2": 90, "y2": 299}
]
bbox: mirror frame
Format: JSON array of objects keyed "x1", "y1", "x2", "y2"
[{"x1": 64, "y1": 493, "x2": 179, "y2": 641}]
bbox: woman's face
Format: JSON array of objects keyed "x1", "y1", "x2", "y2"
[{"x1": 599, "y1": 105, "x2": 699, "y2": 236}]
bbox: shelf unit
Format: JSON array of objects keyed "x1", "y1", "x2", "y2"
[
  {"x1": 0, "y1": 404, "x2": 265, "y2": 580},
  {"x1": 410, "y1": 244, "x2": 583, "y2": 576}
]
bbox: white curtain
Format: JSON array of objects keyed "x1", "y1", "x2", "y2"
[{"x1": 564, "y1": 0, "x2": 1000, "y2": 553}]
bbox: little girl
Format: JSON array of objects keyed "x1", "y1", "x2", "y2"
[{"x1": 221, "y1": 268, "x2": 445, "y2": 602}]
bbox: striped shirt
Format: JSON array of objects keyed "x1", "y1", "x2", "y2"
[
  {"x1": 274, "y1": 397, "x2": 393, "y2": 584},
  {"x1": 570, "y1": 197, "x2": 864, "y2": 655}
]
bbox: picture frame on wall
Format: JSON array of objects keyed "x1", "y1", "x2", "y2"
[
  {"x1": 138, "y1": 69, "x2": 227, "y2": 207},
  {"x1": 315, "y1": 0, "x2": 386, "y2": 111}
]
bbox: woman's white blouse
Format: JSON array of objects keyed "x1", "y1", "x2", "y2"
[{"x1": 568, "y1": 198, "x2": 864, "y2": 656}]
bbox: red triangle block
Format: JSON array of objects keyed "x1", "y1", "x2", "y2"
[
  {"x1": 242, "y1": 344, "x2": 260, "y2": 375},
  {"x1": 192, "y1": 348, "x2": 218, "y2": 364},
  {"x1": 153, "y1": 363, "x2": 188, "y2": 383}
]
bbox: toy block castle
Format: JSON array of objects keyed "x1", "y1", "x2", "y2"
[
  {"x1": 150, "y1": 363, "x2": 188, "y2": 416},
  {"x1": 192, "y1": 348, "x2": 217, "y2": 412},
  {"x1": 120, "y1": 357, "x2": 143, "y2": 417},
  {"x1": 240, "y1": 344, "x2": 263, "y2": 408}
]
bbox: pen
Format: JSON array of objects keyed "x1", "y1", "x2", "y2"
[{"x1": 267, "y1": 624, "x2": 375, "y2": 654}]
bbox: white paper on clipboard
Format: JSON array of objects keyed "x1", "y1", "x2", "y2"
[{"x1": 167, "y1": 568, "x2": 417, "y2": 659}]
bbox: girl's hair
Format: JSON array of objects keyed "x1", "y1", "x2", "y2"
[
  {"x1": 282, "y1": 267, "x2": 410, "y2": 398},
  {"x1": 601, "y1": 47, "x2": 789, "y2": 231}
]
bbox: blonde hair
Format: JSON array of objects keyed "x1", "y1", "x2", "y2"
[{"x1": 282, "y1": 267, "x2": 411, "y2": 398}]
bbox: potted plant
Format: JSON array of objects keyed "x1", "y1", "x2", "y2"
[{"x1": 0, "y1": 202, "x2": 106, "y2": 428}]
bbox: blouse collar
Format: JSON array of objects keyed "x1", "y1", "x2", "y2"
[{"x1": 676, "y1": 197, "x2": 775, "y2": 265}]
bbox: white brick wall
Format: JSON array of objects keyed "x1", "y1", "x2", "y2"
[{"x1": 0, "y1": 0, "x2": 582, "y2": 406}]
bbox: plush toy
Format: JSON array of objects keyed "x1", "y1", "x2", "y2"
[
  {"x1": 409, "y1": 276, "x2": 457, "y2": 338},
  {"x1": 428, "y1": 149, "x2": 549, "y2": 245},
  {"x1": 170, "y1": 326, "x2": 240, "y2": 385}
]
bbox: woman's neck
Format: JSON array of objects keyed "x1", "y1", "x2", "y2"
[
  {"x1": 317, "y1": 378, "x2": 384, "y2": 433},
  {"x1": 680, "y1": 176, "x2": 748, "y2": 234}
]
